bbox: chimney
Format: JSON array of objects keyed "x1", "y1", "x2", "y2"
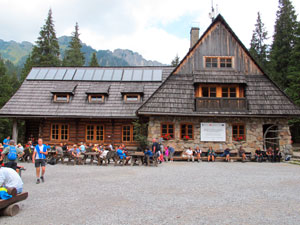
[{"x1": 190, "y1": 27, "x2": 200, "y2": 49}]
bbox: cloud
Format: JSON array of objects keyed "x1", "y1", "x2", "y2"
[{"x1": 0, "y1": 0, "x2": 300, "y2": 64}]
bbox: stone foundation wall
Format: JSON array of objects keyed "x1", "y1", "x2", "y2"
[{"x1": 148, "y1": 116, "x2": 292, "y2": 154}]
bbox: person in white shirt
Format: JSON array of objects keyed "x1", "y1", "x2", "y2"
[
  {"x1": 185, "y1": 147, "x2": 194, "y2": 162},
  {"x1": 100, "y1": 149, "x2": 109, "y2": 159},
  {"x1": 0, "y1": 166, "x2": 23, "y2": 194}
]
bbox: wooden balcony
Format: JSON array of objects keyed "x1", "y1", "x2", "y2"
[{"x1": 195, "y1": 97, "x2": 248, "y2": 112}]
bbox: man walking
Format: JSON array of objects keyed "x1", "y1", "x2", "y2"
[{"x1": 32, "y1": 138, "x2": 48, "y2": 184}]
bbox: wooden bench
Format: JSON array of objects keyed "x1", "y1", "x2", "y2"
[
  {"x1": 0, "y1": 188, "x2": 28, "y2": 217},
  {"x1": 173, "y1": 150, "x2": 253, "y2": 162}
]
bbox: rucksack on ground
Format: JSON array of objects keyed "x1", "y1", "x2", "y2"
[{"x1": 7, "y1": 146, "x2": 17, "y2": 161}]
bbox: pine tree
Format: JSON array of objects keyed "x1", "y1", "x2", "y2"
[
  {"x1": 249, "y1": 12, "x2": 269, "y2": 71},
  {"x1": 269, "y1": 0, "x2": 298, "y2": 89},
  {"x1": 171, "y1": 54, "x2": 180, "y2": 66},
  {"x1": 20, "y1": 55, "x2": 33, "y2": 82},
  {"x1": 31, "y1": 9, "x2": 61, "y2": 66},
  {"x1": 89, "y1": 52, "x2": 99, "y2": 67},
  {"x1": 63, "y1": 22, "x2": 85, "y2": 66},
  {"x1": 286, "y1": 22, "x2": 300, "y2": 106}
]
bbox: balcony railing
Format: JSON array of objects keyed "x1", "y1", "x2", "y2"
[{"x1": 195, "y1": 97, "x2": 248, "y2": 112}]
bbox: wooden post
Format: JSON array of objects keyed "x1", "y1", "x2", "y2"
[
  {"x1": 0, "y1": 204, "x2": 20, "y2": 216},
  {"x1": 12, "y1": 118, "x2": 18, "y2": 143}
]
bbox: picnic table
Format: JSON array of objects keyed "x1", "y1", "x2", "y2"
[
  {"x1": 83, "y1": 152, "x2": 99, "y2": 165},
  {"x1": 127, "y1": 151, "x2": 144, "y2": 166}
]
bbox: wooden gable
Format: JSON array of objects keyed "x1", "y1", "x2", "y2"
[{"x1": 174, "y1": 14, "x2": 263, "y2": 75}]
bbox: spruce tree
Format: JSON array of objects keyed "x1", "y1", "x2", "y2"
[
  {"x1": 286, "y1": 22, "x2": 300, "y2": 105},
  {"x1": 249, "y1": 12, "x2": 269, "y2": 71},
  {"x1": 171, "y1": 54, "x2": 180, "y2": 66},
  {"x1": 89, "y1": 52, "x2": 99, "y2": 66},
  {"x1": 269, "y1": 0, "x2": 298, "y2": 89},
  {"x1": 31, "y1": 9, "x2": 61, "y2": 66},
  {"x1": 63, "y1": 23, "x2": 85, "y2": 66}
]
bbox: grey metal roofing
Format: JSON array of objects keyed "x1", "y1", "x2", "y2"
[
  {"x1": 27, "y1": 67, "x2": 163, "y2": 82},
  {"x1": 137, "y1": 73, "x2": 300, "y2": 117},
  {"x1": 0, "y1": 66, "x2": 174, "y2": 118}
]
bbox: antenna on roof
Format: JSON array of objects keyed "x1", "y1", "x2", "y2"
[{"x1": 208, "y1": 0, "x2": 216, "y2": 22}]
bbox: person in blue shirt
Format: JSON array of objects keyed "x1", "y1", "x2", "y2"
[
  {"x1": 116, "y1": 145, "x2": 130, "y2": 165},
  {"x1": 168, "y1": 146, "x2": 175, "y2": 162},
  {"x1": 32, "y1": 138, "x2": 48, "y2": 184},
  {"x1": 3, "y1": 136, "x2": 10, "y2": 148},
  {"x1": 79, "y1": 142, "x2": 86, "y2": 153},
  {"x1": 144, "y1": 148, "x2": 153, "y2": 165}
]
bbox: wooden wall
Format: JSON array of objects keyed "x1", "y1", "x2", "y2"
[
  {"x1": 175, "y1": 22, "x2": 263, "y2": 75},
  {"x1": 26, "y1": 118, "x2": 139, "y2": 147}
]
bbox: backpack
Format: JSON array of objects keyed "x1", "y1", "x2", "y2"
[{"x1": 7, "y1": 146, "x2": 17, "y2": 161}]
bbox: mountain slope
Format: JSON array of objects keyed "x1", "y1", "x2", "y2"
[{"x1": 0, "y1": 36, "x2": 165, "y2": 67}]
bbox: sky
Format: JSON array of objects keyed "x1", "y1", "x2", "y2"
[{"x1": 0, "y1": 0, "x2": 300, "y2": 64}]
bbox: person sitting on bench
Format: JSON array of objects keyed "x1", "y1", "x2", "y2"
[
  {"x1": 117, "y1": 146, "x2": 130, "y2": 165},
  {"x1": 255, "y1": 147, "x2": 263, "y2": 162},
  {"x1": 273, "y1": 147, "x2": 281, "y2": 162},
  {"x1": 71, "y1": 145, "x2": 81, "y2": 158},
  {"x1": 0, "y1": 165, "x2": 23, "y2": 194},
  {"x1": 184, "y1": 147, "x2": 194, "y2": 162},
  {"x1": 144, "y1": 148, "x2": 153, "y2": 165},
  {"x1": 207, "y1": 146, "x2": 215, "y2": 162},
  {"x1": 195, "y1": 146, "x2": 202, "y2": 162},
  {"x1": 224, "y1": 148, "x2": 231, "y2": 162},
  {"x1": 266, "y1": 147, "x2": 274, "y2": 162},
  {"x1": 239, "y1": 146, "x2": 246, "y2": 162}
]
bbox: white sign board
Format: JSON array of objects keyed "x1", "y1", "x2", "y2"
[{"x1": 201, "y1": 123, "x2": 226, "y2": 142}]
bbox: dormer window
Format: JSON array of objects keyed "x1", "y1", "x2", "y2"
[
  {"x1": 88, "y1": 94, "x2": 105, "y2": 103},
  {"x1": 121, "y1": 86, "x2": 144, "y2": 103},
  {"x1": 51, "y1": 84, "x2": 77, "y2": 103},
  {"x1": 124, "y1": 94, "x2": 141, "y2": 103},
  {"x1": 54, "y1": 94, "x2": 70, "y2": 103},
  {"x1": 205, "y1": 57, "x2": 233, "y2": 68}
]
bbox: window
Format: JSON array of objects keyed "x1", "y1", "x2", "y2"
[
  {"x1": 51, "y1": 124, "x2": 69, "y2": 141},
  {"x1": 54, "y1": 94, "x2": 70, "y2": 103},
  {"x1": 196, "y1": 85, "x2": 244, "y2": 98},
  {"x1": 222, "y1": 87, "x2": 237, "y2": 98},
  {"x1": 180, "y1": 124, "x2": 194, "y2": 140},
  {"x1": 161, "y1": 123, "x2": 174, "y2": 139},
  {"x1": 122, "y1": 125, "x2": 135, "y2": 142},
  {"x1": 232, "y1": 124, "x2": 245, "y2": 141},
  {"x1": 124, "y1": 94, "x2": 141, "y2": 103},
  {"x1": 205, "y1": 57, "x2": 218, "y2": 68},
  {"x1": 86, "y1": 125, "x2": 104, "y2": 142},
  {"x1": 88, "y1": 94, "x2": 104, "y2": 103},
  {"x1": 204, "y1": 56, "x2": 233, "y2": 68},
  {"x1": 202, "y1": 87, "x2": 217, "y2": 97},
  {"x1": 220, "y1": 58, "x2": 232, "y2": 68}
]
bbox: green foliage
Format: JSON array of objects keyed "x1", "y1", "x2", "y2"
[
  {"x1": 62, "y1": 23, "x2": 85, "y2": 66},
  {"x1": 89, "y1": 52, "x2": 99, "y2": 66},
  {"x1": 286, "y1": 22, "x2": 300, "y2": 106},
  {"x1": 0, "y1": 55, "x2": 22, "y2": 142},
  {"x1": 249, "y1": 12, "x2": 269, "y2": 72},
  {"x1": 269, "y1": 0, "x2": 298, "y2": 89},
  {"x1": 20, "y1": 54, "x2": 33, "y2": 82},
  {"x1": 132, "y1": 120, "x2": 149, "y2": 149},
  {"x1": 171, "y1": 54, "x2": 180, "y2": 67},
  {"x1": 31, "y1": 9, "x2": 61, "y2": 67}
]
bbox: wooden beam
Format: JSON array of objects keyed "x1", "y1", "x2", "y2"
[{"x1": 12, "y1": 118, "x2": 18, "y2": 143}]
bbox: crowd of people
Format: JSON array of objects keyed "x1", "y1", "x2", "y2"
[{"x1": 0, "y1": 135, "x2": 285, "y2": 192}]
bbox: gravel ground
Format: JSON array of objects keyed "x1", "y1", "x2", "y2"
[{"x1": 1, "y1": 161, "x2": 300, "y2": 225}]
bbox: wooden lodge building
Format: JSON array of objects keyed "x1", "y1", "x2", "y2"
[{"x1": 1, "y1": 15, "x2": 300, "y2": 154}]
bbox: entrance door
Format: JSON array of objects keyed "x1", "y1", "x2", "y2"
[{"x1": 263, "y1": 124, "x2": 279, "y2": 150}]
